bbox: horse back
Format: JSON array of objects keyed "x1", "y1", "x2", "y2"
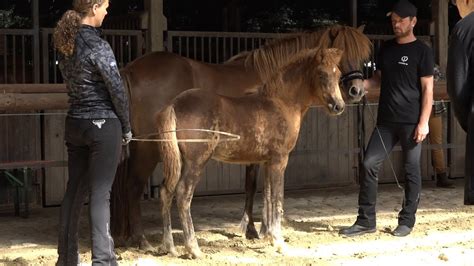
[{"x1": 123, "y1": 51, "x2": 195, "y2": 134}]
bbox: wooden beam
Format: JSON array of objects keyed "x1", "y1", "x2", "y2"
[
  {"x1": 0, "y1": 81, "x2": 449, "y2": 112},
  {"x1": 432, "y1": 0, "x2": 449, "y2": 73},
  {"x1": 0, "y1": 93, "x2": 68, "y2": 112},
  {"x1": 144, "y1": 0, "x2": 167, "y2": 52},
  {"x1": 0, "y1": 84, "x2": 67, "y2": 93}
]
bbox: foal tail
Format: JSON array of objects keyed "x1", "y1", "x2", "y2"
[{"x1": 157, "y1": 106, "x2": 182, "y2": 192}]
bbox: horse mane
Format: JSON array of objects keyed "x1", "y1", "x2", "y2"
[
  {"x1": 246, "y1": 25, "x2": 372, "y2": 82},
  {"x1": 261, "y1": 48, "x2": 338, "y2": 97},
  {"x1": 224, "y1": 51, "x2": 251, "y2": 64}
]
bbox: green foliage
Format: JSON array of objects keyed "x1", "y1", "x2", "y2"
[
  {"x1": 0, "y1": 7, "x2": 31, "y2": 28},
  {"x1": 246, "y1": 5, "x2": 339, "y2": 32}
]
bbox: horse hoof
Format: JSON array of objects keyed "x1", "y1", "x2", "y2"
[
  {"x1": 246, "y1": 226, "x2": 260, "y2": 240},
  {"x1": 169, "y1": 248, "x2": 179, "y2": 257},
  {"x1": 139, "y1": 238, "x2": 154, "y2": 252},
  {"x1": 187, "y1": 248, "x2": 203, "y2": 259},
  {"x1": 160, "y1": 244, "x2": 178, "y2": 257}
]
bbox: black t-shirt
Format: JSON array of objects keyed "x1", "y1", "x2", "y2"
[{"x1": 376, "y1": 39, "x2": 434, "y2": 125}]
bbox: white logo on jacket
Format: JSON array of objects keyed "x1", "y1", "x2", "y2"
[{"x1": 398, "y1": 56, "x2": 409, "y2": 66}]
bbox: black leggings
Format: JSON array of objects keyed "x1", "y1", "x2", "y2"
[{"x1": 57, "y1": 117, "x2": 121, "y2": 266}]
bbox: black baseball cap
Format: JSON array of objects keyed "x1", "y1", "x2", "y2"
[{"x1": 386, "y1": 0, "x2": 417, "y2": 18}]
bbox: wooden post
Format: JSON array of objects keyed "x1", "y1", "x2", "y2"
[
  {"x1": 223, "y1": 0, "x2": 241, "y2": 32},
  {"x1": 432, "y1": 0, "x2": 449, "y2": 73},
  {"x1": 144, "y1": 0, "x2": 167, "y2": 52},
  {"x1": 32, "y1": 0, "x2": 40, "y2": 83},
  {"x1": 350, "y1": 0, "x2": 358, "y2": 27}
]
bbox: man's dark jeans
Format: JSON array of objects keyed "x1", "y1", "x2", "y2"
[{"x1": 356, "y1": 123, "x2": 421, "y2": 228}]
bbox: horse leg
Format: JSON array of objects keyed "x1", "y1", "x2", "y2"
[
  {"x1": 240, "y1": 164, "x2": 260, "y2": 239},
  {"x1": 175, "y1": 163, "x2": 204, "y2": 259},
  {"x1": 159, "y1": 181, "x2": 178, "y2": 256},
  {"x1": 264, "y1": 157, "x2": 289, "y2": 253},
  {"x1": 159, "y1": 149, "x2": 184, "y2": 257},
  {"x1": 111, "y1": 142, "x2": 158, "y2": 250},
  {"x1": 259, "y1": 165, "x2": 271, "y2": 238}
]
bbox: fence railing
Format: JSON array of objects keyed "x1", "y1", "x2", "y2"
[
  {"x1": 41, "y1": 28, "x2": 146, "y2": 84},
  {"x1": 0, "y1": 28, "x2": 146, "y2": 84},
  {"x1": 0, "y1": 29, "x2": 37, "y2": 84},
  {"x1": 167, "y1": 31, "x2": 298, "y2": 63}
]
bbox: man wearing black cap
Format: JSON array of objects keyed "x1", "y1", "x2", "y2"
[
  {"x1": 447, "y1": 0, "x2": 474, "y2": 205},
  {"x1": 340, "y1": 0, "x2": 434, "y2": 237}
]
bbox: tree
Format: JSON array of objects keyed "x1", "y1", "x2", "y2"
[{"x1": 0, "y1": 7, "x2": 31, "y2": 28}]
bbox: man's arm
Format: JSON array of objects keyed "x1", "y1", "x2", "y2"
[
  {"x1": 363, "y1": 70, "x2": 381, "y2": 94},
  {"x1": 447, "y1": 33, "x2": 471, "y2": 131},
  {"x1": 414, "y1": 75, "x2": 434, "y2": 143}
]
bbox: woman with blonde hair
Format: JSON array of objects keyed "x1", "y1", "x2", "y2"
[{"x1": 53, "y1": 0, "x2": 131, "y2": 264}]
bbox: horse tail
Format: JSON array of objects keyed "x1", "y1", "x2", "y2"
[
  {"x1": 157, "y1": 106, "x2": 182, "y2": 193},
  {"x1": 110, "y1": 68, "x2": 133, "y2": 242}
]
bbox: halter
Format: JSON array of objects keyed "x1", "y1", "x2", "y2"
[{"x1": 340, "y1": 70, "x2": 364, "y2": 84}]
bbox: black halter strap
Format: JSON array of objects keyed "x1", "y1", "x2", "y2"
[{"x1": 340, "y1": 70, "x2": 364, "y2": 84}]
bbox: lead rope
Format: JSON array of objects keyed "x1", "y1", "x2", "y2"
[
  {"x1": 131, "y1": 128, "x2": 241, "y2": 143},
  {"x1": 364, "y1": 100, "x2": 406, "y2": 208}
]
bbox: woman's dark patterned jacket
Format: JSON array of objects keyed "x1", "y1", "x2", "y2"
[{"x1": 59, "y1": 25, "x2": 131, "y2": 134}]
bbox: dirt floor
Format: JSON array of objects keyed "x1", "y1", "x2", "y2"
[{"x1": 1, "y1": 179, "x2": 474, "y2": 265}]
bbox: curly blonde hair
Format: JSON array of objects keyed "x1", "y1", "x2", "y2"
[{"x1": 53, "y1": 0, "x2": 105, "y2": 56}]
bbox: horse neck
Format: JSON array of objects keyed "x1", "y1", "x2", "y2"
[{"x1": 261, "y1": 71, "x2": 314, "y2": 113}]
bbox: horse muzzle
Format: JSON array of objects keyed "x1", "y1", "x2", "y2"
[{"x1": 327, "y1": 101, "x2": 345, "y2": 115}]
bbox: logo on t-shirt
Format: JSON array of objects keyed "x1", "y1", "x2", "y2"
[{"x1": 398, "y1": 56, "x2": 409, "y2": 66}]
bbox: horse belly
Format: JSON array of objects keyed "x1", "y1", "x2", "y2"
[{"x1": 212, "y1": 135, "x2": 270, "y2": 164}]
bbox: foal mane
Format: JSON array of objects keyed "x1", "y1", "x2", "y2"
[
  {"x1": 261, "y1": 48, "x2": 338, "y2": 97},
  {"x1": 245, "y1": 25, "x2": 372, "y2": 82}
]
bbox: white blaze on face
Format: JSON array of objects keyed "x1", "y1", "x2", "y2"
[{"x1": 333, "y1": 67, "x2": 336, "y2": 73}]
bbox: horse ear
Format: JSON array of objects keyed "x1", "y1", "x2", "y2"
[{"x1": 357, "y1": 24, "x2": 366, "y2": 33}]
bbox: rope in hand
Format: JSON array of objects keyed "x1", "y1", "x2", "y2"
[{"x1": 365, "y1": 102, "x2": 406, "y2": 208}]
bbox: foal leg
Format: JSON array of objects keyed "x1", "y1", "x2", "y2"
[
  {"x1": 175, "y1": 163, "x2": 204, "y2": 259},
  {"x1": 160, "y1": 179, "x2": 179, "y2": 256},
  {"x1": 259, "y1": 166, "x2": 271, "y2": 238},
  {"x1": 240, "y1": 164, "x2": 260, "y2": 239},
  {"x1": 265, "y1": 157, "x2": 289, "y2": 253}
]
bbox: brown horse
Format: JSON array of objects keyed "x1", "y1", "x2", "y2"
[
  {"x1": 111, "y1": 25, "x2": 373, "y2": 249},
  {"x1": 157, "y1": 48, "x2": 344, "y2": 258}
]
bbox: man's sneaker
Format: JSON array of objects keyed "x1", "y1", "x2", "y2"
[
  {"x1": 339, "y1": 224, "x2": 376, "y2": 237},
  {"x1": 392, "y1": 225, "x2": 412, "y2": 237}
]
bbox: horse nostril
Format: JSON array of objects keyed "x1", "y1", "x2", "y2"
[
  {"x1": 349, "y1": 86, "x2": 360, "y2": 97},
  {"x1": 333, "y1": 103, "x2": 344, "y2": 113}
]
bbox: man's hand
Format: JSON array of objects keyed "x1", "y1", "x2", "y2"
[
  {"x1": 414, "y1": 123, "x2": 429, "y2": 143},
  {"x1": 122, "y1": 131, "x2": 133, "y2": 145}
]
